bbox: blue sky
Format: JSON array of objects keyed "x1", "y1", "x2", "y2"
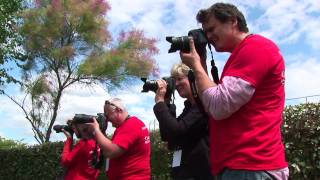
[{"x1": 1, "y1": 0, "x2": 320, "y2": 144}]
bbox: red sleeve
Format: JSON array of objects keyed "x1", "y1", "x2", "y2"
[
  {"x1": 112, "y1": 118, "x2": 140, "y2": 150},
  {"x1": 61, "y1": 138, "x2": 85, "y2": 167},
  {"x1": 224, "y1": 43, "x2": 271, "y2": 88}
]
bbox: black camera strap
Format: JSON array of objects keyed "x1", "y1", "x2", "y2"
[
  {"x1": 91, "y1": 140, "x2": 105, "y2": 169},
  {"x1": 208, "y1": 44, "x2": 219, "y2": 84},
  {"x1": 187, "y1": 70, "x2": 206, "y2": 114},
  {"x1": 187, "y1": 70, "x2": 210, "y2": 141},
  {"x1": 186, "y1": 44, "x2": 219, "y2": 113}
]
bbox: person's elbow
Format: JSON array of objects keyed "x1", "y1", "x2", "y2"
[{"x1": 208, "y1": 99, "x2": 245, "y2": 120}]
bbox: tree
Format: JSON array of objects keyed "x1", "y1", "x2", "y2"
[
  {"x1": 5, "y1": 0, "x2": 159, "y2": 144},
  {"x1": 0, "y1": 136, "x2": 26, "y2": 149},
  {"x1": 0, "y1": 0, "x2": 25, "y2": 90}
]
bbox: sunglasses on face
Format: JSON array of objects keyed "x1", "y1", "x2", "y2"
[
  {"x1": 105, "y1": 100, "x2": 118, "y2": 108},
  {"x1": 104, "y1": 100, "x2": 119, "y2": 120}
]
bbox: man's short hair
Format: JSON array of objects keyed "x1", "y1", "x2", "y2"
[{"x1": 196, "y1": 2, "x2": 249, "y2": 33}]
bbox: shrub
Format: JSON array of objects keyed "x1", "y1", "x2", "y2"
[
  {"x1": 0, "y1": 131, "x2": 172, "y2": 179},
  {"x1": 0, "y1": 141, "x2": 64, "y2": 180},
  {"x1": 283, "y1": 103, "x2": 320, "y2": 179},
  {"x1": 0, "y1": 103, "x2": 319, "y2": 179}
]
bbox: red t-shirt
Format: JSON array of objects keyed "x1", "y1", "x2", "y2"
[
  {"x1": 107, "y1": 116, "x2": 151, "y2": 180},
  {"x1": 210, "y1": 34, "x2": 288, "y2": 174},
  {"x1": 61, "y1": 138, "x2": 100, "y2": 180}
]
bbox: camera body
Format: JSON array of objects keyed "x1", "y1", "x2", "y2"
[
  {"x1": 53, "y1": 124, "x2": 73, "y2": 134},
  {"x1": 141, "y1": 76, "x2": 175, "y2": 99},
  {"x1": 53, "y1": 113, "x2": 106, "y2": 135},
  {"x1": 166, "y1": 28, "x2": 208, "y2": 55}
]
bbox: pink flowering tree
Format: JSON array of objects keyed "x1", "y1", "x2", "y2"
[{"x1": 5, "y1": 0, "x2": 159, "y2": 144}]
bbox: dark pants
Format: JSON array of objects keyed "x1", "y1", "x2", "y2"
[
  {"x1": 171, "y1": 165, "x2": 214, "y2": 180},
  {"x1": 217, "y1": 169, "x2": 275, "y2": 180},
  {"x1": 174, "y1": 178, "x2": 214, "y2": 180}
]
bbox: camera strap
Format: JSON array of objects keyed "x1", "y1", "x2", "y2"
[
  {"x1": 187, "y1": 70, "x2": 210, "y2": 140},
  {"x1": 208, "y1": 44, "x2": 219, "y2": 84},
  {"x1": 91, "y1": 140, "x2": 105, "y2": 169},
  {"x1": 187, "y1": 70, "x2": 206, "y2": 114}
]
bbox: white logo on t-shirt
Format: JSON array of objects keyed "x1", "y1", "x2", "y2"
[{"x1": 144, "y1": 136, "x2": 150, "y2": 144}]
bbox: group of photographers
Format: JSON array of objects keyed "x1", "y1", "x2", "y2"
[
  {"x1": 60, "y1": 98, "x2": 151, "y2": 180},
  {"x1": 58, "y1": 2, "x2": 289, "y2": 180}
]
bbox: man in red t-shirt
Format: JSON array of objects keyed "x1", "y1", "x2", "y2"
[
  {"x1": 180, "y1": 2, "x2": 289, "y2": 180},
  {"x1": 61, "y1": 120, "x2": 100, "y2": 180},
  {"x1": 86, "y1": 98, "x2": 151, "y2": 180}
]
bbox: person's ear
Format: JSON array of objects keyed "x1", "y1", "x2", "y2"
[{"x1": 230, "y1": 17, "x2": 238, "y2": 28}]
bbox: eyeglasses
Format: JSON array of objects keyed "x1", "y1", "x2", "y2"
[
  {"x1": 105, "y1": 100, "x2": 118, "y2": 108},
  {"x1": 104, "y1": 100, "x2": 119, "y2": 121}
]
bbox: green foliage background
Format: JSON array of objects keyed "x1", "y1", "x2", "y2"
[
  {"x1": 0, "y1": 0, "x2": 25, "y2": 88},
  {"x1": 0, "y1": 131, "x2": 171, "y2": 180},
  {"x1": 283, "y1": 103, "x2": 320, "y2": 179},
  {"x1": 0, "y1": 103, "x2": 319, "y2": 179}
]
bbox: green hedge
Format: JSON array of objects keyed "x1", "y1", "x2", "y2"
[
  {"x1": 150, "y1": 130, "x2": 172, "y2": 180},
  {"x1": 283, "y1": 103, "x2": 320, "y2": 179},
  {"x1": 0, "y1": 141, "x2": 65, "y2": 180},
  {"x1": 0, "y1": 131, "x2": 172, "y2": 180},
  {"x1": 0, "y1": 103, "x2": 319, "y2": 179}
]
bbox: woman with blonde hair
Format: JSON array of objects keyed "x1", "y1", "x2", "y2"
[{"x1": 153, "y1": 62, "x2": 212, "y2": 180}]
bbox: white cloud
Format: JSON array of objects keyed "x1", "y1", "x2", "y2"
[
  {"x1": 304, "y1": 19, "x2": 320, "y2": 50},
  {"x1": 55, "y1": 84, "x2": 110, "y2": 121},
  {"x1": 250, "y1": 0, "x2": 320, "y2": 49},
  {"x1": 0, "y1": 83, "x2": 110, "y2": 144},
  {"x1": 286, "y1": 57, "x2": 320, "y2": 98}
]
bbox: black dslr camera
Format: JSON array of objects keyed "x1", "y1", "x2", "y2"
[
  {"x1": 53, "y1": 113, "x2": 106, "y2": 135},
  {"x1": 53, "y1": 123, "x2": 74, "y2": 135},
  {"x1": 141, "y1": 77, "x2": 175, "y2": 99},
  {"x1": 166, "y1": 28, "x2": 208, "y2": 54}
]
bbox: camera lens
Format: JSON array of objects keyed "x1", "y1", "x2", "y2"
[
  {"x1": 166, "y1": 36, "x2": 190, "y2": 53},
  {"x1": 141, "y1": 80, "x2": 158, "y2": 93}
]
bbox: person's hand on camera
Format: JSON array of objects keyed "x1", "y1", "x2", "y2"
[
  {"x1": 86, "y1": 117, "x2": 100, "y2": 135},
  {"x1": 180, "y1": 38, "x2": 202, "y2": 69},
  {"x1": 62, "y1": 129, "x2": 72, "y2": 139},
  {"x1": 155, "y1": 79, "x2": 167, "y2": 103}
]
